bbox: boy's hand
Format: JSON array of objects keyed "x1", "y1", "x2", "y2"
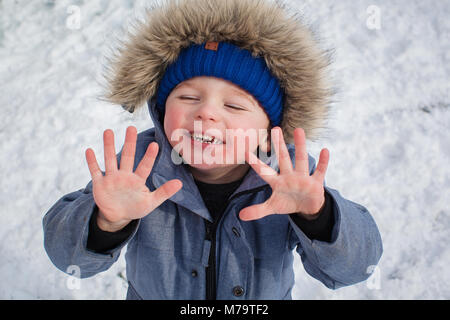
[
  {"x1": 239, "y1": 127, "x2": 329, "y2": 222},
  {"x1": 85, "y1": 126, "x2": 183, "y2": 232}
]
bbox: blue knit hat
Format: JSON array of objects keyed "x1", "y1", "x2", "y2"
[{"x1": 156, "y1": 42, "x2": 284, "y2": 127}]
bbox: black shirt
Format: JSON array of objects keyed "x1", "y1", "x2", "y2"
[{"x1": 194, "y1": 177, "x2": 245, "y2": 222}]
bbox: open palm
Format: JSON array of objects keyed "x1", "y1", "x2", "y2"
[
  {"x1": 239, "y1": 127, "x2": 329, "y2": 221},
  {"x1": 85, "y1": 126, "x2": 182, "y2": 230}
]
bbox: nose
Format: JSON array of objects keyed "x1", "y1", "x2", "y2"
[{"x1": 193, "y1": 101, "x2": 219, "y2": 122}]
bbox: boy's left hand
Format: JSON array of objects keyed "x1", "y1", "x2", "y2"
[{"x1": 239, "y1": 127, "x2": 329, "y2": 221}]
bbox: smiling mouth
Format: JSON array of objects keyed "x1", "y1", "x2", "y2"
[{"x1": 190, "y1": 132, "x2": 224, "y2": 145}]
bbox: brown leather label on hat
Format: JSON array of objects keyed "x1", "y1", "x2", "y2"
[{"x1": 205, "y1": 41, "x2": 219, "y2": 51}]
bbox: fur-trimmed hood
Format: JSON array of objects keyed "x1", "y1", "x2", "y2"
[{"x1": 102, "y1": 0, "x2": 333, "y2": 142}]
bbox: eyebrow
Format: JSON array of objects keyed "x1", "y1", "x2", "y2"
[{"x1": 175, "y1": 82, "x2": 258, "y2": 107}]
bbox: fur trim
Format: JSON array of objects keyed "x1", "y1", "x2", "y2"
[{"x1": 102, "y1": 0, "x2": 333, "y2": 142}]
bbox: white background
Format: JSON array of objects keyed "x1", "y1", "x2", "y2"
[{"x1": 0, "y1": 0, "x2": 448, "y2": 299}]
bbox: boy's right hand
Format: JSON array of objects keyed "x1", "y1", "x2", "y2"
[{"x1": 85, "y1": 126, "x2": 183, "y2": 232}]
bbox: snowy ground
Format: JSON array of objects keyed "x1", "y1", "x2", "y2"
[{"x1": 0, "y1": 0, "x2": 449, "y2": 299}]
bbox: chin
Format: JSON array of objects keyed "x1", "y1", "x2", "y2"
[
  {"x1": 186, "y1": 162, "x2": 229, "y2": 171},
  {"x1": 183, "y1": 155, "x2": 244, "y2": 169}
]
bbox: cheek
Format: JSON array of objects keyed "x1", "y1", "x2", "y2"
[{"x1": 164, "y1": 107, "x2": 186, "y2": 137}]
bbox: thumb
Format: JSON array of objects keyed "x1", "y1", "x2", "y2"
[
  {"x1": 148, "y1": 179, "x2": 183, "y2": 210},
  {"x1": 239, "y1": 201, "x2": 273, "y2": 221}
]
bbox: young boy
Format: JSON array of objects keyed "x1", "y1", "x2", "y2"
[{"x1": 43, "y1": 0, "x2": 382, "y2": 299}]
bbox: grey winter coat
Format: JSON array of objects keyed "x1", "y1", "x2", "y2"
[{"x1": 43, "y1": 98, "x2": 383, "y2": 299}]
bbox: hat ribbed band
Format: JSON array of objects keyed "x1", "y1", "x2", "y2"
[{"x1": 156, "y1": 42, "x2": 284, "y2": 127}]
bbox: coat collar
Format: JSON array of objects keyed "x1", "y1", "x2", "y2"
[{"x1": 147, "y1": 98, "x2": 283, "y2": 222}]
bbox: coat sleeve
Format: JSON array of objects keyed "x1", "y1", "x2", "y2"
[
  {"x1": 42, "y1": 134, "x2": 144, "y2": 279},
  {"x1": 288, "y1": 155, "x2": 383, "y2": 289},
  {"x1": 42, "y1": 178, "x2": 140, "y2": 279}
]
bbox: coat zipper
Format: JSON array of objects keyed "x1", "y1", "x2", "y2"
[
  {"x1": 203, "y1": 184, "x2": 270, "y2": 300},
  {"x1": 204, "y1": 219, "x2": 216, "y2": 300}
]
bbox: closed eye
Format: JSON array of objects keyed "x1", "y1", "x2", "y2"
[
  {"x1": 179, "y1": 96, "x2": 245, "y2": 110},
  {"x1": 225, "y1": 105, "x2": 245, "y2": 110},
  {"x1": 179, "y1": 96, "x2": 199, "y2": 101}
]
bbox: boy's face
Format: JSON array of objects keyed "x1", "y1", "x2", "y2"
[{"x1": 164, "y1": 76, "x2": 271, "y2": 180}]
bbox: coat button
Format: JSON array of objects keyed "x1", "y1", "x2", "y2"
[
  {"x1": 233, "y1": 286, "x2": 244, "y2": 297},
  {"x1": 232, "y1": 227, "x2": 240, "y2": 237},
  {"x1": 191, "y1": 270, "x2": 198, "y2": 278}
]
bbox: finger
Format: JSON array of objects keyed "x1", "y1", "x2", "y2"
[
  {"x1": 120, "y1": 126, "x2": 137, "y2": 172},
  {"x1": 149, "y1": 179, "x2": 183, "y2": 209},
  {"x1": 312, "y1": 148, "x2": 330, "y2": 182},
  {"x1": 239, "y1": 201, "x2": 273, "y2": 221},
  {"x1": 134, "y1": 142, "x2": 158, "y2": 180},
  {"x1": 294, "y1": 128, "x2": 309, "y2": 175},
  {"x1": 271, "y1": 127, "x2": 293, "y2": 174},
  {"x1": 103, "y1": 129, "x2": 118, "y2": 175},
  {"x1": 245, "y1": 151, "x2": 277, "y2": 184},
  {"x1": 85, "y1": 148, "x2": 103, "y2": 182}
]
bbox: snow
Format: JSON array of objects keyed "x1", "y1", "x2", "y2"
[{"x1": 1, "y1": 0, "x2": 449, "y2": 299}]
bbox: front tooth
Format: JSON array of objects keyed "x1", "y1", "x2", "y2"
[
  {"x1": 203, "y1": 135, "x2": 213, "y2": 141},
  {"x1": 192, "y1": 134, "x2": 213, "y2": 143},
  {"x1": 192, "y1": 133, "x2": 213, "y2": 142},
  {"x1": 191, "y1": 133, "x2": 223, "y2": 144}
]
